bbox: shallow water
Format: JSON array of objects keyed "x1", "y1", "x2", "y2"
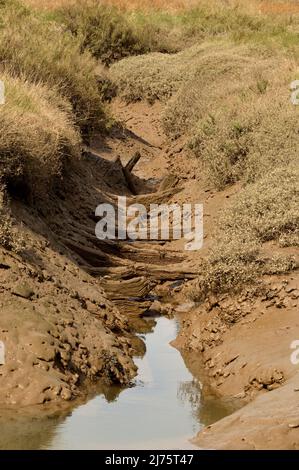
[
  {"x1": 0, "y1": 316, "x2": 233, "y2": 450},
  {"x1": 46, "y1": 317, "x2": 232, "y2": 450}
]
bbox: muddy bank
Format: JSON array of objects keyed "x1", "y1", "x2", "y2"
[
  {"x1": 0, "y1": 106, "x2": 156, "y2": 406},
  {"x1": 175, "y1": 272, "x2": 299, "y2": 449},
  {"x1": 0, "y1": 230, "x2": 137, "y2": 406},
  {"x1": 0, "y1": 99, "x2": 195, "y2": 407},
  {"x1": 0, "y1": 316, "x2": 235, "y2": 450}
]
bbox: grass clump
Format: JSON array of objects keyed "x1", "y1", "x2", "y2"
[
  {"x1": 110, "y1": 51, "x2": 185, "y2": 102},
  {"x1": 0, "y1": 1, "x2": 106, "y2": 135},
  {"x1": 110, "y1": 42, "x2": 218, "y2": 103},
  {"x1": 54, "y1": 0, "x2": 152, "y2": 65},
  {"x1": 0, "y1": 72, "x2": 81, "y2": 199}
]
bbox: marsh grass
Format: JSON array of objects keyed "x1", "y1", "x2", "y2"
[
  {"x1": 1, "y1": 0, "x2": 298, "y2": 294},
  {"x1": 191, "y1": 165, "x2": 299, "y2": 299},
  {"x1": 0, "y1": 1, "x2": 106, "y2": 135},
  {"x1": 0, "y1": 72, "x2": 81, "y2": 199}
]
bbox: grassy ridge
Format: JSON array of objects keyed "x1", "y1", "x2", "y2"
[
  {"x1": 109, "y1": 3, "x2": 299, "y2": 296},
  {"x1": 0, "y1": 72, "x2": 80, "y2": 196},
  {"x1": 0, "y1": 0, "x2": 107, "y2": 207},
  {"x1": 26, "y1": 1, "x2": 299, "y2": 67},
  {"x1": 1, "y1": 0, "x2": 298, "y2": 297},
  {"x1": 0, "y1": 1, "x2": 106, "y2": 135}
]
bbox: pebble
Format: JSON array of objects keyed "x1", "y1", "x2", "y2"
[
  {"x1": 288, "y1": 423, "x2": 299, "y2": 429},
  {"x1": 61, "y1": 388, "x2": 72, "y2": 401}
]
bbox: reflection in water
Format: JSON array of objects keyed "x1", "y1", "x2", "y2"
[
  {"x1": 0, "y1": 317, "x2": 234, "y2": 450},
  {"x1": 178, "y1": 380, "x2": 201, "y2": 414},
  {"x1": 0, "y1": 409, "x2": 67, "y2": 450},
  {"x1": 178, "y1": 379, "x2": 237, "y2": 427}
]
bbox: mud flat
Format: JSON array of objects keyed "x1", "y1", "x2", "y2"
[{"x1": 175, "y1": 273, "x2": 299, "y2": 449}]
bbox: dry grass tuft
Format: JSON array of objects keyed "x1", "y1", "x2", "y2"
[
  {"x1": 55, "y1": 0, "x2": 151, "y2": 65},
  {"x1": 0, "y1": 72, "x2": 81, "y2": 199},
  {"x1": 0, "y1": 1, "x2": 106, "y2": 135}
]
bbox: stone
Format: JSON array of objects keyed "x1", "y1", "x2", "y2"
[{"x1": 61, "y1": 387, "x2": 72, "y2": 401}]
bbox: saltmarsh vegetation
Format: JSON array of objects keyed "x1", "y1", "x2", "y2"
[
  {"x1": 0, "y1": 0, "x2": 105, "y2": 248},
  {"x1": 0, "y1": 0, "x2": 106, "y2": 136},
  {"x1": 0, "y1": 72, "x2": 81, "y2": 197},
  {"x1": 0, "y1": 0, "x2": 298, "y2": 296},
  {"x1": 52, "y1": 0, "x2": 169, "y2": 65},
  {"x1": 108, "y1": 0, "x2": 299, "y2": 297}
]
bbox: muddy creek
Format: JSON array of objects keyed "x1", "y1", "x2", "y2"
[{"x1": 0, "y1": 316, "x2": 235, "y2": 450}]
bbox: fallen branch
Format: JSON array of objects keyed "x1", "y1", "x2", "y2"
[{"x1": 125, "y1": 151, "x2": 141, "y2": 172}]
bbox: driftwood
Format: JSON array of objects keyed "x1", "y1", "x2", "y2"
[
  {"x1": 100, "y1": 274, "x2": 155, "y2": 315},
  {"x1": 122, "y1": 167, "x2": 138, "y2": 195},
  {"x1": 60, "y1": 148, "x2": 194, "y2": 317},
  {"x1": 83, "y1": 265, "x2": 136, "y2": 279},
  {"x1": 128, "y1": 186, "x2": 183, "y2": 210},
  {"x1": 60, "y1": 228, "x2": 184, "y2": 266},
  {"x1": 135, "y1": 265, "x2": 197, "y2": 281},
  {"x1": 125, "y1": 151, "x2": 141, "y2": 172},
  {"x1": 115, "y1": 243, "x2": 184, "y2": 264},
  {"x1": 60, "y1": 238, "x2": 110, "y2": 265},
  {"x1": 113, "y1": 299, "x2": 152, "y2": 316},
  {"x1": 111, "y1": 155, "x2": 139, "y2": 195}
]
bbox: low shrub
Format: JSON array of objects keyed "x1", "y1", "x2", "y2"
[
  {"x1": 191, "y1": 165, "x2": 299, "y2": 299},
  {"x1": 55, "y1": 0, "x2": 151, "y2": 65}
]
